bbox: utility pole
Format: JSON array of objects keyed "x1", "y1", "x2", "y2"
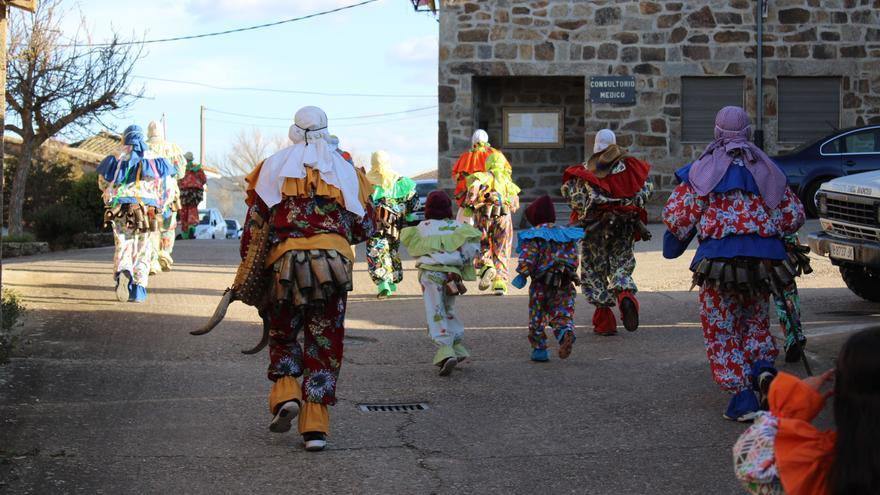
[
  {"x1": 199, "y1": 105, "x2": 206, "y2": 166},
  {"x1": 0, "y1": 0, "x2": 38, "y2": 327}
]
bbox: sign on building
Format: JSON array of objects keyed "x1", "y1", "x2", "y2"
[{"x1": 589, "y1": 76, "x2": 636, "y2": 104}]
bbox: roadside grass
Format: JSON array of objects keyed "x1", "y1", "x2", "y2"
[{"x1": 1, "y1": 289, "x2": 26, "y2": 363}]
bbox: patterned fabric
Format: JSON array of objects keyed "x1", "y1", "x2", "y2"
[
  {"x1": 419, "y1": 270, "x2": 464, "y2": 347},
  {"x1": 733, "y1": 413, "x2": 785, "y2": 495},
  {"x1": 528, "y1": 282, "x2": 576, "y2": 350},
  {"x1": 267, "y1": 294, "x2": 346, "y2": 405},
  {"x1": 775, "y1": 286, "x2": 806, "y2": 354},
  {"x1": 178, "y1": 167, "x2": 207, "y2": 233},
  {"x1": 516, "y1": 230, "x2": 579, "y2": 278},
  {"x1": 699, "y1": 285, "x2": 778, "y2": 393},
  {"x1": 561, "y1": 176, "x2": 654, "y2": 223},
  {"x1": 663, "y1": 182, "x2": 805, "y2": 243},
  {"x1": 112, "y1": 218, "x2": 152, "y2": 287},
  {"x1": 159, "y1": 213, "x2": 177, "y2": 263},
  {"x1": 579, "y1": 223, "x2": 637, "y2": 307},
  {"x1": 401, "y1": 219, "x2": 481, "y2": 279},
  {"x1": 473, "y1": 211, "x2": 513, "y2": 281},
  {"x1": 367, "y1": 236, "x2": 403, "y2": 287}
]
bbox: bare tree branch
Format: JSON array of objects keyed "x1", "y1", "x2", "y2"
[{"x1": 4, "y1": 0, "x2": 146, "y2": 234}]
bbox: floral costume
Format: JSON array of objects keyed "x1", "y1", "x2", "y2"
[
  {"x1": 561, "y1": 150, "x2": 653, "y2": 334},
  {"x1": 400, "y1": 213, "x2": 481, "y2": 369},
  {"x1": 97, "y1": 126, "x2": 174, "y2": 302},
  {"x1": 512, "y1": 224, "x2": 582, "y2": 356},
  {"x1": 733, "y1": 372, "x2": 836, "y2": 495},
  {"x1": 366, "y1": 175, "x2": 418, "y2": 296},
  {"x1": 147, "y1": 123, "x2": 185, "y2": 271},
  {"x1": 461, "y1": 149, "x2": 520, "y2": 293},
  {"x1": 178, "y1": 160, "x2": 207, "y2": 238}
]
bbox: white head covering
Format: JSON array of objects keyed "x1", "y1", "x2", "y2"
[
  {"x1": 472, "y1": 129, "x2": 489, "y2": 145},
  {"x1": 254, "y1": 106, "x2": 364, "y2": 217},
  {"x1": 367, "y1": 150, "x2": 400, "y2": 190},
  {"x1": 147, "y1": 121, "x2": 164, "y2": 143},
  {"x1": 593, "y1": 129, "x2": 617, "y2": 154}
]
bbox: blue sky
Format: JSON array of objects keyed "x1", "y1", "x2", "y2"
[{"x1": 55, "y1": 0, "x2": 439, "y2": 176}]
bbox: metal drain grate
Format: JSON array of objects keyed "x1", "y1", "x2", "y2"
[{"x1": 358, "y1": 403, "x2": 429, "y2": 412}]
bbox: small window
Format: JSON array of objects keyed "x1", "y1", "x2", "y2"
[
  {"x1": 844, "y1": 130, "x2": 879, "y2": 154},
  {"x1": 681, "y1": 77, "x2": 745, "y2": 143},
  {"x1": 820, "y1": 137, "x2": 842, "y2": 155},
  {"x1": 778, "y1": 77, "x2": 840, "y2": 143}
]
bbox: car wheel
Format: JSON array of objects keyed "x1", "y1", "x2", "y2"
[
  {"x1": 801, "y1": 178, "x2": 832, "y2": 218},
  {"x1": 212, "y1": 234, "x2": 216, "y2": 239},
  {"x1": 840, "y1": 266, "x2": 880, "y2": 302}
]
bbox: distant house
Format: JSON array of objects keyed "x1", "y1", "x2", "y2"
[
  {"x1": 71, "y1": 130, "x2": 122, "y2": 158},
  {"x1": 412, "y1": 169, "x2": 438, "y2": 180},
  {"x1": 4, "y1": 135, "x2": 105, "y2": 178}
]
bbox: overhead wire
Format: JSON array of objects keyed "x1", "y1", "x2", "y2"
[
  {"x1": 204, "y1": 110, "x2": 437, "y2": 130},
  {"x1": 205, "y1": 105, "x2": 438, "y2": 122},
  {"x1": 136, "y1": 76, "x2": 437, "y2": 98},
  {"x1": 63, "y1": 0, "x2": 380, "y2": 47}
]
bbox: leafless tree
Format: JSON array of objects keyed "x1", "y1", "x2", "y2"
[
  {"x1": 214, "y1": 127, "x2": 289, "y2": 191},
  {"x1": 5, "y1": 0, "x2": 144, "y2": 234}
]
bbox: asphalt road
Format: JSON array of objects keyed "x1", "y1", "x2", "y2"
[{"x1": 2, "y1": 220, "x2": 878, "y2": 494}]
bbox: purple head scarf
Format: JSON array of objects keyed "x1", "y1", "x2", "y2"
[{"x1": 689, "y1": 106, "x2": 787, "y2": 208}]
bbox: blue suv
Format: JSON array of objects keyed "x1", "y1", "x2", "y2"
[{"x1": 774, "y1": 124, "x2": 880, "y2": 217}]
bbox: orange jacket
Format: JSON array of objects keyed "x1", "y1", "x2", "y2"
[
  {"x1": 451, "y1": 144, "x2": 497, "y2": 206},
  {"x1": 771, "y1": 372, "x2": 837, "y2": 495}
]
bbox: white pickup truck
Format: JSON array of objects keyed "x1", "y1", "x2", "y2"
[{"x1": 808, "y1": 170, "x2": 880, "y2": 301}]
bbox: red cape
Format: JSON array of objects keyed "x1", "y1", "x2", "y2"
[{"x1": 562, "y1": 156, "x2": 651, "y2": 238}]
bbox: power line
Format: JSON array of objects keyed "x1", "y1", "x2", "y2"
[
  {"x1": 137, "y1": 76, "x2": 437, "y2": 98},
  {"x1": 67, "y1": 1, "x2": 380, "y2": 47},
  {"x1": 206, "y1": 105, "x2": 438, "y2": 122},
  {"x1": 205, "y1": 111, "x2": 436, "y2": 130}
]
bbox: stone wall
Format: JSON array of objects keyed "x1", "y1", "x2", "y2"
[{"x1": 438, "y1": 0, "x2": 880, "y2": 197}]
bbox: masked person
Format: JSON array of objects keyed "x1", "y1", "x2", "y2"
[
  {"x1": 146, "y1": 121, "x2": 184, "y2": 272},
  {"x1": 178, "y1": 151, "x2": 207, "y2": 239},
  {"x1": 455, "y1": 130, "x2": 520, "y2": 295},
  {"x1": 365, "y1": 151, "x2": 418, "y2": 299},
  {"x1": 327, "y1": 135, "x2": 355, "y2": 166},
  {"x1": 511, "y1": 195, "x2": 583, "y2": 362},
  {"x1": 242, "y1": 106, "x2": 375, "y2": 451},
  {"x1": 662, "y1": 106, "x2": 805, "y2": 422},
  {"x1": 97, "y1": 125, "x2": 174, "y2": 302},
  {"x1": 561, "y1": 129, "x2": 654, "y2": 336},
  {"x1": 400, "y1": 191, "x2": 480, "y2": 375}
]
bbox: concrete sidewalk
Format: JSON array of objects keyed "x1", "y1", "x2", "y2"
[{"x1": 1, "y1": 228, "x2": 877, "y2": 494}]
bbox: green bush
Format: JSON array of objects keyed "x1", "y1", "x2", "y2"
[
  {"x1": 66, "y1": 172, "x2": 105, "y2": 233},
  {"x1": 3, "y1": 156, "x2": 75, "y2": 228},
  {"x1": 0, "y1": 289, "x2": 26, "y2": 363},
  {"x1": 3, "y1": 233, "x2": 36, "y2": 243},
  {"x1": 33, "y1": 203, "x2": 92, "y2": 248}
]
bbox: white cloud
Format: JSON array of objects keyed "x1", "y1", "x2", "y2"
[
  {"x1": 388, "y1": 35, "x2": 438, "y2": 64},
  {"x1": 183, "y1": 0, "x2": 376, "y2": 21}
]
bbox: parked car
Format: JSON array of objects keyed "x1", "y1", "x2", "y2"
[
  {"x1": 774, "y1": 124, "x2": 880, "y2": 217},
  {"x1": 808, "y1": 170, "x2": 880, "y2": 302},
  {"x1": 225, "y1": 219, "x2": 242, "y2": 239},
  {"x1": 194, "y1": 208, "x2": 228, "y2": 240},
  {"x1": 409, "y1": 179, "x2": 438, "y2": 224}
]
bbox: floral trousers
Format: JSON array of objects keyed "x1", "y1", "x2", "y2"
[
  {"x1": 366, "y1": 234, "x2": 403, "y2": 288},
  {"x1": 529, "y1": 281, "x2": 576, "y2": 350},
  {"x1": 267, "y1": 294, "x2": 347, "y2": 406},
  {"x1": 419, "y1": 270, "x2": 464, "y2": 347},
  {"x1": 699, "y1": 285, "x2": 778, "y2": 393},
  {"x1": 473, "y1": 212, "x2": 513, "y2": 281},
  {"x1": 579, "y1": 224, "x2": 637, "y2": 307},
  {"x1": 159, "y1": 213, "x2": 177, "y2": 261},
  {"x1": 112, "y1": 218, "x2": 152, "y2": 287}
]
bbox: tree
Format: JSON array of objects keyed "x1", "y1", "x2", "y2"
[
  {"x1": 213, "y1": 127, "x2": 289, "y2": 192},
  {"x1": 4, "y1": 0, "x2": 144, "y2": 234}
]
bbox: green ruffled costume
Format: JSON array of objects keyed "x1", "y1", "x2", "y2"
[{"x1": 367, "y1": 176, "x2": 418, "y2": 296}]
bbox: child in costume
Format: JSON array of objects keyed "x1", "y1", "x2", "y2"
[
  {"x1": 97, "y1": 125, "x2": 174, "y2": 302},
  {"x1": 561, "y1": 129, "x2": 654, "y2": 335},
  {"x1": 511, "y1": 195, "x2": 583, "y2": 362},
  {"x1": 242, "y1": 106, "x2": 375, "y2": 451},
  {"x1": 365, "y1": 151, "x2": 418, "y2": 299},
  {"x1": 400, "y1": 191, "x2": 481, "y2": 376},
  {"x1": 733, "y1": 326, "x2": 880, "y2": 495},
  {"x1": 662, "y1": 106, "x2": 806, "y2": 422}
]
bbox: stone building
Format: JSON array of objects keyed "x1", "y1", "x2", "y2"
[{"x1": 438, "y1": 0, "x2": 880, "y2": 200}]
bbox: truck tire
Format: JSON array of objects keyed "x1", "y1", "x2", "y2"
[
  {"x1": 801, "y1": 178, "x2": 831, "y2": 218},
  {"x1": 840, "y1": 266, "x2": 880, "y2": 302}
]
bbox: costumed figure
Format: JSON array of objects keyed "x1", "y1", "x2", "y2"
[
  {"x1": 97, "y1": 125, "x2": 174, "y2": 302},
  {"x1": 733, "y1": 327, "x2": 880, "y2": 495},
  {"x1": 511, "y1": 195, "x2": 583, "y2": 362},
  {"x1": 327, "y1": 135, "x2": 355, "y2": 166},
  {"x1": 561, "y1": 129, "x2": 654, "y2": 336},
  {"x1": 661, "y1": 106, "x2": 806, "y2": 422},
  {"x1": 193, "y1": 106, "x2": 374, "y2": 452},
  {"x1": 178, "y1": 151, "x2": 207, "y2": 239},
  {"x1": 455, "y1": 130, "x2": 521, "y2": 295},
  {"x1": 400, "y1": 191, "x2": 481, "y2": 376},
  {"x1": 365, "y1": 150, "x2": 418, "y2": 299},
  {"x1": 146, "y1": 120, "x2": 185, "y2": 272}
]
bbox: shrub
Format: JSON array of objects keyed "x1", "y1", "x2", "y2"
[
  {"x1": 3, "y1": 232, "x2": 36, "y2": 243},
  {"x1": 66, "y1": 172, "x2": 105, "y2": 233},
  {"x1": 33, "y1": 203, "x2": 92, "y2": 248},
  {"x1": 3, "y1": 156, "x2": 74, "y2": 228},
  {"x1": 0, "y1": 289, "x2": 26, "y2": 363}
]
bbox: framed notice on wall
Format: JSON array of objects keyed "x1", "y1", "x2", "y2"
[{"x1": 502, "y1": 107, "x2": 564, "y2": 149}]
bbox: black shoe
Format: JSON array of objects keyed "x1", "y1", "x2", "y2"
[
  {"x1": 303, "y1": 431, "x2": 327, "y2": 451},
  {"x1": 784, "y1": 338, "x2": 807, "y2": 363},
  {"x1": 269, "y1": 400, "x2": 300, "y2": 433},
  {"x1": 757, "y1": 371, "x2": 776, "y2": 411},
  {"x1": 620, "y1": 297, "x2": 639, "y2": 332}
]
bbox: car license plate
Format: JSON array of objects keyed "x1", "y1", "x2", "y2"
[{"x1": 829, "y1": 243, "x2": 854, "y2": 261}]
